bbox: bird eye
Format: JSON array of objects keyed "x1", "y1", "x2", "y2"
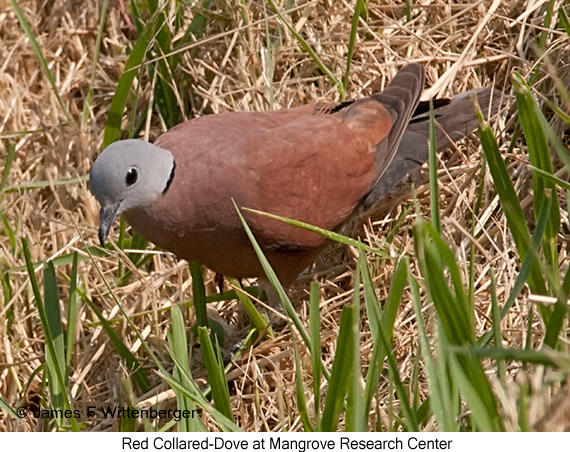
[{"x1": 125, "y1": 167, "x2": 138, "y2": 186}]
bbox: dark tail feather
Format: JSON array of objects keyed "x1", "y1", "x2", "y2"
[
  {"x1": 362, "y1": 87, "x2": 501, "y2": 207},
  {"x1": 366, "y1": 64, "x2": 425, "y2": 184}
]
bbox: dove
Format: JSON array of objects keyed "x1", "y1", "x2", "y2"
[{"x1": 89, "y1": 63, "x2": 497, "y2": 302}]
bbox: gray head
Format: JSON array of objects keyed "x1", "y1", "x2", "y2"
[{"x1": 89, "y1": 139, "x2": 175, "y2": 246}]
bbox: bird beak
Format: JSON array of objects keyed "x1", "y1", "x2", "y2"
[{"x1": 98, "y1": 203, "x2": 120, "y2": 246}]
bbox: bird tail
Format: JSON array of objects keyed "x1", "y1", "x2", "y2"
[{"x1": 362, "y1": 87, "x2": 502, "y2": 207}]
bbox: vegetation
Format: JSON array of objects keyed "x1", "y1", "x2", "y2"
[{"x1": 1, "y1": 0, "x2": 569, "y2": 432}]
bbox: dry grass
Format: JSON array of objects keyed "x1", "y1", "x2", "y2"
[{"x1": 1, "y1": 0, "x2": 569, "y2": 432}]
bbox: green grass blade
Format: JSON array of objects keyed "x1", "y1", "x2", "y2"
[
  {"x1": 414, "y1": 220, "x2": 472, "y2": 344},
  {"x1": 265, "y1": 0, "x2": 343, "y2": 98},
  {"x1": 0, "y1": 211, "x2": 17, "y2": 253},
  {"x1": 563, "y1": 232, "x2": 570, "y2": 298},
  {"x1": 190, "y1": 261, "x2": 209, "y2": 328},
  {"x1": 233, "y1": 201, "x2": 311, "y2": 348},
  {"x1": 386, "y1": 205, "x2": 410, "y2": 244},
  {"x1": 44, "y1": 261, "x2": 65, "y2": 408},
  {"x1": 544, "y1": 299, "x2": 567, "y2": 351},
  {"x1": 559, "y1": 6, "x2": 570, "y2": 37},
  {"x1": 405, "y1": 0, "x2": 412, "y2": 21},
  {"x1": 81, "y1": 0, "x2": 110, "y2": 126},
  {"x1": 526, "y1": 190, "x2": 566, "y2": 348},
  {"x1": 375, "y1": 300, "x2": 418, "y2": 431},
  {"x1": 527, "y1": 0, "x2": 556, "y2": 86},
  {"x1": 2, "y1": 174, "x2": 89, "y2": 195},
  {"x1": 468, "y1": 158, "x2": 487, "y2": 321},
  {"x1": 346, "y1": 259, "x2": 365, "y2": 432},
  {"x1": 117, "y1": 231, "x2": 150, "y2": 287},
  {"x1": 227, "y1": 277, "x2": 273, "y2": 338},
  {"x1": 309, "y1": 281, "x2": 321, "y2": 431},
  {"x1": 81, "y1": 294, "x2": 151, "y2": 392},
  {"x1": 413, "y1": 219, "x2": 503, "y2": 430},
  {"x1": 517, "y1": 380, "x2": 531, "y2": 432},
  {"x1": 409, "y1": 270, "x2": 458, "y2": 431},
  {"x1": 429, "y1": 100, "x2": 441, "y2": 232},
  {"x1": 0, "y1": 397, "x2": 19, "y2": 420},
  {"x1": 9, "y1": 0, "x2": 71, "y2": 122},
  {"x1": 168, "y1": 305, "x2": 198, "y2": 432},
  {"x1": 489, "y1": 270, "x2": 506, "y2": 384},
  {"x1": 321, "y1": 305, "x2": 353, "y2": 432},
  {"x1": 159, "y1": 366, "x2": 240, "y2": 432},
  {"x1": 539, "y1": 105, "x2": 570, "y2": 173},
  {"x1": 363, "y1": 257, "x2": 407, "y2": 420},
  {"x1": 461, "y1": 346, "x2": 562, "y2": 367},
  {"x1": 540, "y1": 93, "x2": 570, "y2": 128},
  {"x1": 7, "y1": 245, "x2": 108, "y2": 273},
  {"x1": 531, "y1": 166, "x2": 570, "y2": 191},
  {"x1": 293, "y1": 335, "x2": 314, "y2": 431},
  {"x1": 479, "y1": 192, "x2": 550, "y2": 346},
  {"x1": 84, "y1": 236, "x2": 237, "y2": 431},
  {"x1": 513, "y1": 71, "x2": 560, "y2": 282},
  {"x1": 169, "y1": 306, "x2": 190, "y2": 371},
  {"x1": 244, "y1": 208, "x2": 388, "y2": 257},
  {"x1": 181, "y1": 0, "x2": 215, "y2": 48},
  {"x1": 191, "y1": 264, "x2": 234, "y2": 368},
  {"x1": 360, "y1": 253, "x2": 382, "y2": 343},
  {"x1": 0, "y1": 143, "x2": 16, "y2": 193},
  {"x1": 129, "y1": 0, "x2": 144, "y2": 34},
  {"x1": 145, "y1": 2, "x2": 182, "y2": 128},
  {"x1": 103, "y1": 20, "x2": 157, "y2": 148},
  {"x1": 477, "y1": 102, "x2": 547, "y2": 295},
  {"x1": 22, "y1": 240, "x2": 79, "y2": 431},
  {"x1": 536, "y1": 0, "x2": 556, "y2": 57},
  {"x1": 65, "y1": 253, "x2": 79, "y2": 375},
  {"x1": 343, "y1": 0, "x2": 367, "y2": 97},
  {"x1": 1, "y1": 271, "x2": 14, "y2": 332},
  {"x1": 197, "y1": 326, "x2": 234, "y2": 422},
  {"x1": 119, "y1": 378, "x2": 137, "y2": 432},
  {"x1": 162, "y1": 355, "x2": 231, "y2": 431},
  {"x1": 447, "y1": 352, "x2": 499, "y2": 431}
]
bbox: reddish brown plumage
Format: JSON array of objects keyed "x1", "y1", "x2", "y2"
[
  {"x1": 123, "y1": 64, "x2": 426, "y2": 286},
  {"x1": 123, "y1": 100, "x2": 393, "y2": 281}
]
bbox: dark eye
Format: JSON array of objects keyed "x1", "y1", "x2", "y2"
[{"x1": 126, "y1": 167, "x2": 138, "y2": 186}]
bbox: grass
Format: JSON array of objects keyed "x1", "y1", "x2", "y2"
[{"x1": 1, "y1": 0, "x2": 570, "y2": 432}]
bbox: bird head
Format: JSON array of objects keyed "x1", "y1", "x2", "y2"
[{"x1": 89, "y1": 139, "x2": 175, "y2": 246}]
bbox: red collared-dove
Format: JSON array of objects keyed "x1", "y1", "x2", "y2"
[{"x1": 89, "y1": 64, "x2": 497, "y2": 299}]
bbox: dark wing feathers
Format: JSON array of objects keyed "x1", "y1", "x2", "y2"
[
  {"x1": 362, "y1": 87, "x2": 501, "y2": 207},
  {"x1": 365, "y1": 64, "x2": 425, "y2": 188}
]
